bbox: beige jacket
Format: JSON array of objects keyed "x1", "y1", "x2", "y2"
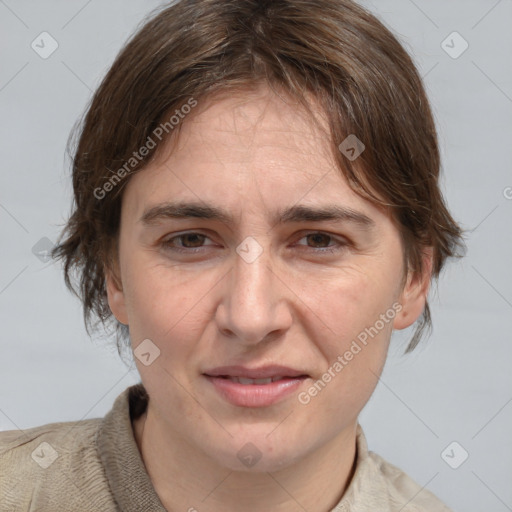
[{"x1": 0, "y1": 384, "x2": 452, "y2": 511}]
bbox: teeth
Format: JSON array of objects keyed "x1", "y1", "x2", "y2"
[{"x1": 227, "y1": 376, "x2": 285, "y2": 384}]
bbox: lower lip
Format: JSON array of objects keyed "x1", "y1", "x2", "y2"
[{"x1": 204, "y1": 375, "x2": 308, "y2": 407}]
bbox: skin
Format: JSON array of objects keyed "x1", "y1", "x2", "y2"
[{"x1": 106, "y1": 85, "x2": 432, "y2": 512}]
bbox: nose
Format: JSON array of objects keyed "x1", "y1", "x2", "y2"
[{"x1": 215, "y1": 241, "x2": 293, "y2": 346}]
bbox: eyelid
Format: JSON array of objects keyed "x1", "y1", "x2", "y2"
[
  {"x1": 294, "y1": 230, "x2": 348, "y2": 244},
  {"x1": 293, "y1": 231, "x2": 350, "y2": 252},
  {"x1": 161, "y1": 229, "x2": 350, "y2": 254},
  {"x1": 161, "y1": 230, "x2": 216, "y2": 249}
]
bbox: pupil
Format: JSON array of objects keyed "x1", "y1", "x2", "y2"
[
  {"x1": 309, "y1": 234, "x2": 328, "y2": 247},
  {"x1": 183, "y1": 234, "x2": 204, "y2": 247}
]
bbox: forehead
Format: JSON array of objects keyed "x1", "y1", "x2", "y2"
[
  {"x1": 160, "y1": 88, "x2": 332, "y2": 170},
  {"x1": 121, "y1": 87, "x2": 385, "y2": 224}
]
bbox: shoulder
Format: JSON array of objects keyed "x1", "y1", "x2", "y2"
[
  {"x1": 367, "y1": 450, "x2": 453, "y2": 512},
  {"x1": 0, "y1": 418, "x2": 117, "y2": 511},
  {"x1": 0, "y1": 416, "x2": 101, "y2": 472}
]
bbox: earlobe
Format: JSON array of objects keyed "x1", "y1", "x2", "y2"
[
  {"x1": 105, "y1": 264, "x2": 129, "y2": 325},
  {"x1": 393, "y1": 248, "x2": 433, "y2": 330}
]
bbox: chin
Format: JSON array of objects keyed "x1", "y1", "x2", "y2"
[{"x1": 209, "y1": 430, "x2": 308, "y2": 473}]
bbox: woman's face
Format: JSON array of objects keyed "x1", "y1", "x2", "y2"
[{"x1": 106, "y1": 87, "x2": 429, "y2": 472}]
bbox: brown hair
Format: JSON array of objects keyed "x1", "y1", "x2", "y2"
[{"x1": 51, "y1": 0, "x2": 465, "y2": 355}]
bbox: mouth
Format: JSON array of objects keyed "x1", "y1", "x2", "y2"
[
  {"x1": 202, "y1": 365, "x2": 310, "y2": 407},
  {"x1": 203, "y1": 364, "x2": 309, "y2": 380},
  {"x1": 211, "y1": 375, "x2": 304, "y2": 385}
]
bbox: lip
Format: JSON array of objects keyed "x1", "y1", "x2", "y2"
[
  {"x1": 202, "y1": 365, "x2": 310, "y2": 408},
  {"x1": 203, "y1": 365, "x2": 308, "y2": 379},
  {"x1": 203, "y1": 375, "x2": 308, "y2": 407}
]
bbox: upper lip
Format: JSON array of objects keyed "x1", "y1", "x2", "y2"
[{"x1": 203, "y1": 365, "x2": 309, "y2": 379}]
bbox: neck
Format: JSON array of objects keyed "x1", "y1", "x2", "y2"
[{"x1": 133, "y1": 409, "x2": 358, "y2": 512}]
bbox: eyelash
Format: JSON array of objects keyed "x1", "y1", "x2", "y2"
[{"x1": 160, "y1": 231, "x2": 349, "y2": 255}]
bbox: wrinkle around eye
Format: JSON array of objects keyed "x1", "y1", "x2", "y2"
[{"x1": 157, "y1": 230, "x2": 352, "y2": 257}]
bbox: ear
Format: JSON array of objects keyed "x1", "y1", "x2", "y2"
[
  {"x1": 393, "y1": 247, "x2": 434, "y2": 330},
  {"x1": 105, "y1": 260, "x2": 129, "y2": 326}
]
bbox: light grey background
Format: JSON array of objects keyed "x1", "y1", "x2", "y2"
[{"x1": 1, "y1": 1, "x2": 511, "y2": 511}]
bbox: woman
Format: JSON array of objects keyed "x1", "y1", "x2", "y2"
[{"x1": 0, "y1": 0, "x2": 464, "y2": 510}]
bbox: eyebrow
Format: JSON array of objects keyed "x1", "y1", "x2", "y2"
[{"x1": 139, "y1": 201, "x2": 376, "y2": 229}]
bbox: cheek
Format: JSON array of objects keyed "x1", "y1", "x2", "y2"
[
  {"x1": 121, "y1": 255, "x2": 214, "y2": 349},
  {"x1": 304, "y1": 266, "x2": 396, "y2": 404},
  {"x1": 304, "y1": 265, "x2": 397, "y2": 348}
]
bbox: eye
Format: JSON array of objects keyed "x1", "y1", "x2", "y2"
[
  {"x1": 160, "y1": 230, "x2": 349, "y2": 255},
  {"x1": 295, "y1": 232, "x2": 348, "y2": 253},
  {"x1": 161, "y1": 232, "x2": 215, "y2": 252}
]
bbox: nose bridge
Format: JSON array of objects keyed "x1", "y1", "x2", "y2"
[
  {"x1": 233, "y1": 240, "x2": 270, "y2": 307},
  {"x1": 217, "y1": 238, "x2": 290, "y2": 344}
]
